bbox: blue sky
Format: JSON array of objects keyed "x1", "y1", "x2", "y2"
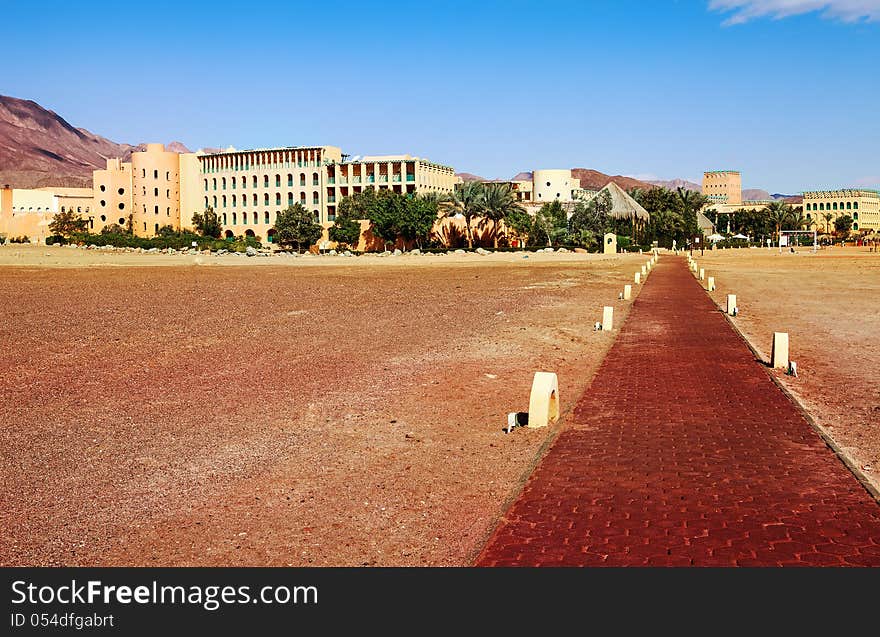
[{"x1": 4, "y1": 0, "x2": 879, "y2": 192}]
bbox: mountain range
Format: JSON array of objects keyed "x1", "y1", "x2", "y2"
[{"x1": 0, "y1": 95, "x2": 188, "y2": 189}]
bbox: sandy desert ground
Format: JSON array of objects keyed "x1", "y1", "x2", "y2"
[
  {"x1": 700, "y1": 246, "x2": 880, "y2": 493},
  {"x1": 0, "y1": 245, "x2": 645, "y2": 565}
]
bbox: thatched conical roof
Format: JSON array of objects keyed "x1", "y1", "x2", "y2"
[{"x1": 593, "y1": 181, "x2": 650, "y2": 220}]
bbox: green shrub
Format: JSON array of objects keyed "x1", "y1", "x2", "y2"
[{"x1": 45, "y1": 235, "x2": 68, "y2": 245}]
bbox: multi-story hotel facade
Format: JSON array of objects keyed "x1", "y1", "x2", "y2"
[
  {"x1": 703, "y1": 170, "x2": 742, "y2": 205},
  {"x1": 802, "y1": 189, "x2": 879, "y2": 232},
  {"x1": 198, "y1": 147, "x2": 456, "y2": 241}
]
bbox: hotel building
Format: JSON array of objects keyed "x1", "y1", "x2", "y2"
[
  {"x1": 802, "y1": 189, "x2": 879, "y2": 232},
  {"x1": 703, "y1": 171, "x2": 742, "y2": 205}
]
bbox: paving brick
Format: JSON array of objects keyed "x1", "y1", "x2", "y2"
[{"x1": 476, "y1": 257, "x2": 880, "y2": 567}]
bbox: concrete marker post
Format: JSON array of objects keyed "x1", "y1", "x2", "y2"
[
  {"x1": 623, "y1": 284, "x2": 632, "y2": 300},
  {"x1": 727, "y1": 294, "x2": 737, "y2": 316},
  {"x1": 699, "y1": 268, "x2": 705, "y2": 281},
  {"x1": 771, "y1": 332, "x2": 790, "y2": 369},
  {"x1": 707, "y1": 276, "x2": 715, "y2": 291},
  {"x1": 527, "y1": 372, "x2": 560, "y2": 429},
  {"x1": 635, "y1": 272, "x2": 641, "y2": 285},
  {"x1": 602, "y1": 306, "x2": 614, "y2": 331}
]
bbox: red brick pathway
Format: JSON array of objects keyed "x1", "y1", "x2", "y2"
[{"x1": 477, "y1": 257, "x2": 880, "y2": 566}]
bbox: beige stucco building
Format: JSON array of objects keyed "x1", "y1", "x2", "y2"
[
  {"x1": 0, "y1": 185, "x2": 94, "y2": 242},
  {"x1": 703, "y1": 170, "x2": 742, "y2": 205},
  {"x1": 802, "y1": 189, "x2": 879, "y2": 232},
  {"x1": 480, "y1": 169, "x2": 590, "y2": 206},
  {"x1": 200, "y1": 147, "x2": 456, "y2": 241}
]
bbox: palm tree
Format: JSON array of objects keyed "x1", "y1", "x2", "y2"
[
  {"x1": 765, "y1": 201, "x2": 792, "y2": 245},
  {"x1": 480, "y1": 183, "x2": 525, "y2": 248},
  {"x1": 447, "y1": 181, "x2": 485, "y2": 249},
  {"x1": 822, "y1": 212, "x2": 834, "y2": 234}
]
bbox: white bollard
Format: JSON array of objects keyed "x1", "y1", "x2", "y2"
[
  {"x1": 635, "y1": 272, "x2": 641, "y2": 285},
  {"x1": 602, "y1": 306, "x2": 614, "y2": 331},
  {"x1": 623, "y1": 284, "x2": 632, "y2": 300},
  {"x1": 727, "y1": 294, "x2": 737, "y2": 316},
  {"x1": 641, "y1": 265, "x2": 647, "y2": 276},
  {"x1": 771, "y1": 332, "x2": 790, "y2": 369},
  {"x1": 707, "y1": 276, "x2": 715, "y2": 291},
  {"x1": 527, "y1": 372, "x2": 560, "y2": 429},
  {"x1": 699, "y1": 268, "x2": 705, "y2": 281}
]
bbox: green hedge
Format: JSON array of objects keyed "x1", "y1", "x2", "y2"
[{"x1": 64, "y1": 232, "x2": 262, "y2": 252}]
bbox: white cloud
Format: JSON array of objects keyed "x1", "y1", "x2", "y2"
[{"x1": 709, "y1": 1, "x2": 880, "y2": 25}]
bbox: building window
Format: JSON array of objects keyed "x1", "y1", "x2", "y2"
[
  {"x1": 118, "y1": 218, "x2": 125, "y2": 225},
  {"x1": 833, "y1": 202, "x2": 837, "y2": 210},
  {"x1": 232, "y1": 177, "x2": 236, "y2": 189},
  {"x1": 222, "y1": 213, "x2": 227, "y2": 224},
  {"x1": 252, "y1": 194, "x2": 258, "y2": 206},
  {"x1": 264, "y1": 175, "x2": 269, "y2": 188},
  {"x1": 854, "y1": 202, "x2": 859, "y2": 210},
  {"x1": 264, "y1": 211, "x2": 270, "y2": 224},
  {"x1": 166, "y1": 207, "x2": 170, "y2": 216},
  {"x1": 204, "y1": 197, "x2": 209, "y2": 208},
  {"x1": 275, "y1": 174, "x2": 281, "y2": 187},
  {"x1": 213, "y1": 178, "x2": 217, "y2": 190},
  {"x1": 222, "y1": 177, "x2": 227, "y2": 190},
  {"x1": 253, "y1": 175, "x2": 257, "y2": 188},
  {"x1": 819, "y1": 203, "x2": 824, "y2": 210},
  {"x1": 100, "y1": 215, "x2": 106, "y2": 222},
  {"x1": 313, "y1": 192, "x2": 319, "y2": 205},
  {"x1": 222, "y1": 195, "x2": 227, "y2": 207},
  {"x1": 154, "y1": 205, "x2": 159, "y2": 215},
  {"x1": 232, "y1": 212, "x2": 237, "y2": 225},
  {"x1": 300, "y1": 173, "x2": 306, "y2": 186},
  {"x1": 264, "y1": 193, "x2": 269, "y2": 206},
  {"x1": 154, "y1": 170, "x2": 158, "y2": 179},
  {"x1": 204, "y1": 179, "x2": 208, "y2": 190},
  {"x1": 288, "y1": 192, "x2": 293, "y2": 205},
  {"x1": 213, "y1": 196, "x2": 217, "y2": 207},
  {"x1": 154, "y1": 187, "x2": 159, "y2": 196},
  {"x1": 846, "y1": 202, "x2": 851, "y2": 210},
  {"x1": 300, "y1": 193, "x2": 306, "y2": 204},
  {"x1": 118, "y1": 187, "x2": 125, "y2": 195},
  {"x1": 100, "y1": 185, "x2": 106, "y2": 192},
  {"x1": 313, "y1": 173, "x2": 319, "y2": 186},
  {"x1": 118, "y1": 203, "x2": 125, "y2": 210},
  {"x1": 276, "y1": 193, "x2": 281, "y2": 205},
  {"x1": 243, "y1": 212, "x2": 248, "y2": 224},
  {"x1": 288, "y1": 174, "x2": 293, "y2": 187},
  {"x1": 166, "y1": 171, "x2": 170, "y2": 180},
  {"x1": 232, "y1": 195, "x2": 237, "y2": 207},
  {"x1": 100, "y1": 200, "x2": 106, "y2": 207}
]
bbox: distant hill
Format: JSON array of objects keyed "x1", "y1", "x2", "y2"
[
  {"x1": 743, "y1": 188, "x2": 772, "y2": 201},
  {"x1": 0, "y1": 94, "x2": 189, "y2": 188},
  {"x1": 570, "y1": 169, "x2": 654, "y2": 192},
  {"x1": 511, "y1": 171, "x2": 533, "y2": 182},
  {"x1": 648, "y1": 178, "x2": 702, "y2": 192},
  {"x1": 456, "y1": 172, "x2": 484, "y2": 182}
]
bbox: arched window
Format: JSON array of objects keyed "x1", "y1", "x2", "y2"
[
  {"x1": 222, "y1": 195, "x2": 227, "y2": 207},
  {"x1": 222, "y1": 177, "x2": 227, "y2": 189},
  {"x1": 154, "y1": 187, "x2": 159, "y2": 196},
  {"x1": 288, "y1": 192, "x2": 293, "y2": 205},
  {"x1": 300, "y1": 173, "x2": 306, "y2": 187},
  {"x1": 264, "y1": 193, "x2": 270, "y2": 205},
  {"x1": 222, "y1": 213, "x2": 227, "y2": 224},
  {"x1": 166, "y1": 189, "x2": 170, "y2": 197},
  {"x1": 213, "y1": 196, "x2": 217, "y2": 208},
  {"x1": 264, "y1": 175, "x2": 269, "y2": 188},
  {"x1": 225, "y1": 229, "x2": 234, "y2": 239},
  {"x1": 275, "y1": 174, "x2": 281, "y2": 187},
  {"x1": 300, "y1": 192, "x2": 306, "y2": 204},
  {"x1": 854, "y1": 202, "x2": 859, "y2": 210},
  {"x1": 100, "y1": 215, "x2": 106, "y2": 222},
  {"x1": 276, "y1": 192, "x2": 281, "y2": 205},
  {"x1": 287, "y1": 174, "x2": 293, "y2": 187},
  {"x1": 204, "y1": 179, "x2": 208, "y2": 190},
  {"x1": 232, "y1": 177, "x2": 236, "y2": 189},
  {"x1": 213, "y1": 178, "x2": 217, "y2": 190},
  {"x1": 232, "y1": 212, "x2": 237, "y2": 225},
  {"x1": 154, "y1": 169, "x2": 158, "y2": 179},
  {"x1": 313, "y1": 192, "x2": 319, "y2": 205},
  {"x1": 166, "y1": 207, "x2": 170, "y2": 216},
  {"x1": 833, "y1": 202, "x2": 837, "y2": 210},
  {"x1": 154, "y1": 205, "x2": 159, "y2": 215},
  {"x1": 166, "y1": 171, "x2": 170, "y2": 180},
  {"x1": 243, "y1": 212, "x2": 248, "y2": 224},
  {"x1": 846, "y1": 202, "x2": 851, "y2": 210},
  {"x1": 312, "y1": 173, "x2": 319, "y2": 186},
  {"x1": 264, "y1": 211, "x2": 270, "y2": 224},
  {"x1": 232, "y1": 195, "x2": 237, "y2": 207},
  {"x1": 252, "y1": 175, "x2": 257, "y2": 188},
  {"x1": 819, "y1": 203, "x2": 824, "y2": 210},
  {"x1": 204, "y1": 197, "x2": 209, "y2": 208},
  {"x1": 253, "y1": 193, "x2": 258, "y2": 206},
  {"x1": 245, "y1": 229, "x2": 255, "y2": 237},
  {"x1": 853, "y1": 212, "x2": 859, "y2": 220}
]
